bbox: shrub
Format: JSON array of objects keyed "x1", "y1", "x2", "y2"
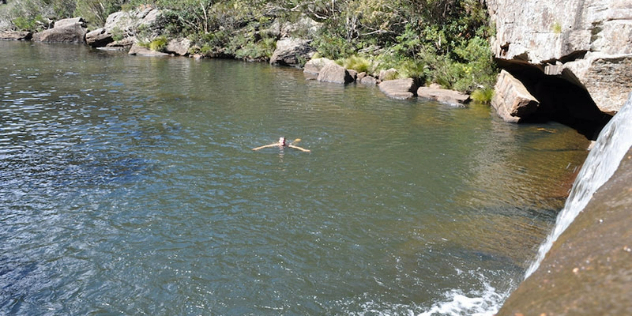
[
  {"x1": 471, "y1": 88, "x2": 494, "y2": 104},
  {"x1": 343, "y1": 55, "x2": 371, "y2": 73},
  {"x1": 149, "y1": 36, "x2": 168, "y2": 52}
]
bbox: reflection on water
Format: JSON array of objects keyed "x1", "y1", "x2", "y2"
[{"x1": 0, "y1": 41, "x2": 589, "y2": 315}]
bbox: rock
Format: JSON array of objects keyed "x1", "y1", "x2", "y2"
[
  {"x1": 317, "y1": 63, "x2": 354, "y2": 84},
  {"x1": 32, "y1": 18, "x2": 87, "y2": 43},
  {"x1": 86, "y1": 28, "x2": 113, "y2": 47},
  {"x1": 165, "y1": 38, "x2": 191, "y2": 56},
  {"x1": 379, "y1": 68, "x2": 398, "y2": 81},
  {"x1": 417, "y1": 86, "x2": 471, "y2": 106},
  {"x1": 378, "y1": 78, "x2": 418, "y2": 100},
  {"x1": 106, "y1": 36, "x2": 135, "y2": 49},
  {"x1": 303, "y1": 57, "x2": 336, "y2": 75},
  {"x1": 270, "y1": 38, "x2": 315, "y2": 67},
  {"x1": 491, "y1": 70, "x2": 540, "y2": 123},
  {"x1": 103, "y1": 7, "x2": 161, "y2": 39},
  {"x1": 128, "y1": 42, "x2": 169, "y2": 57},
  {"x1": 359, "y1": 75, "x2": 378, "y2": 85},
  {"x1": 564, "y1": 54, "x2": 632, "y2": 115},
  {"x1": 266, "y1": 15, "x2": 322, "y2": 39},
  {"x1": 53, "y1": 17, "x2": 86, "y2": 29},
  {"x1": 347, "y1": 69, "x2": 358, "y2": 81},
  {"x1": 486, "y1": 0, "x2": 632, "y2": 113},
  {"x1": 0, "y1": 31, "x2": 32, "y2": 41}
]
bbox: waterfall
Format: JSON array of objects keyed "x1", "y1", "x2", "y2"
[{"x1": 525, "y1": 93, "x2": 632, "y2": 278}]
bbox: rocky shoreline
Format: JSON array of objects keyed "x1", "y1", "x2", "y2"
[{"x1": 0, "y1": 8, "x2": 472, "y2": 108}]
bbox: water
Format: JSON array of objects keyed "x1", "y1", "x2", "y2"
[
  {"x1": 525, "y1": 93, "x2": 632, "y2": 278},
  {"x1": 0, "y1": 41, "x2": 590, "y2": 315}
]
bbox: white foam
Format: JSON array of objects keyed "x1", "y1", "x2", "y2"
[{"x1": 417, "y1": 280, "x2": 508, "y2": 316}]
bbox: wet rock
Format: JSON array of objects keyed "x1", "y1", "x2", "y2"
[
  {"x1": 417, "y1": 86, "x2": 471, "y2": 106},
  {"x1": 316, "y1": 63, "x2": 354, "y2": 84},
  {"x1": 378, "y1": 78, "x2": 418, "y2": 100},
  {"x1": 0, "y1": 31, "x2": 32, "y2": 41},
  {"x1": 491, "y1": 70, "x2": 539, "y2": 122},
  {"x1": 270, "y1": 38, "x2": 315, "y2": 67}
]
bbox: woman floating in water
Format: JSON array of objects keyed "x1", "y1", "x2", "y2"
[{"x1": 252, "y1": 137, "x2": 311, "y2": 152}]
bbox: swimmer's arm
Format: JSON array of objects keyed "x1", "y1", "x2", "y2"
[
  {"x1": 288, "y1": 144, "x2": 311, "y2": 152},
  {"x1": 252, "y1": 143, "x2": 277, "y2": 151}
]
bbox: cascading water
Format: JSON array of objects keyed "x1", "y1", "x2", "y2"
[{"x1": 525, "y1": 93, "x2": 632, "y2": 278}]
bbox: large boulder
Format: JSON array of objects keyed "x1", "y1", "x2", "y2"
[
  {"x1": 378, "y1": 78, "x2": 418, "y2": 100},
  {"x1": 0, "y1": 31, "x2": 32, "y2": 41},
  {"x1": 303, "y1": 57, "x2": 336, "y2": 75},
  {"x1": 32, "y1": 17, "x2": 87, "y2": 43},
  {"x1": 86, "y1": 7, "x2": 162, "y2": 48},
  {"x1": 316, "y1": 63, "x2": 354, "y2": 84},
  {"x1": 417, "y1": 86, "x2": 471, "y2": 107},
  {"x1": 491, "y1": 70, "x2": 540, "y2": 122},
  {"x1": 486, "y1": 0, "x2": 632, "y2": 114},
  {"x1": 86, "y1": 28, "x2": 113, "y2": 47},
  {"x1": 165, "y1": 38, "x2": 191, "y2": 56},
  {"x1": 265, "y1": 15, "x2": 322, "y2": 39},
  {"x1": 269, "y1": 38, "x2": 315, "y2": 67}
]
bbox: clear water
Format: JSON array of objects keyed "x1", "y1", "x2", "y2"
[{"x1": 0, "y1": 41, "x2": 590, "y2": 315}]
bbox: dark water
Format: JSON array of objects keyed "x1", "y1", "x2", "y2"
[{"x1": 0, "y1": 41, "x2": 589, "y2": 315}]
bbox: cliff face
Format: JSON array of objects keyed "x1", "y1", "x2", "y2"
[{"x1": 486, "y1": 0, "x2": 632, "y2": 132}]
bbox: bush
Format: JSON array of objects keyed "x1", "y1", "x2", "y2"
[
  {"x1": 149, "y1": 36, "x2": 168, "y2": 52},
  {"x1": 471, "y1": 88, "x2": 494, "y2": 104},
  {"x1": 342, "y1": 55, "x2": 372, "y2": 73}
]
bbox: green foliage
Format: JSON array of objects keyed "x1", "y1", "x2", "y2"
[
  {"x1": 110, "y1": 27, "x2": 124, "y2": 41},
  {"x1": 74, "y1": 0, "x2": 124, "y2": 27},
  {"x1": 342, "y1": 55, "x2": 371, "y2": 73},
  {"x1": 471, "y1": 88, "x2": 494, "y2": 104},
  {"x1": 149, "y1": 35, "x2": 168, "y2": 51},
  {"x1": 12, "y1": 14, "x2": 44, "y2": 31},
  {"x1": 552, "y1": 21, "x2": 562, "y2": 34},
  {"x1": 3, "y1": 0, "x2": 498, "y2": 92}
]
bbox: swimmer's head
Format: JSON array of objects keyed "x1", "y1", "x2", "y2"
[{"x1": 279, "y1": 137, "x2": 287, "y2": 146}]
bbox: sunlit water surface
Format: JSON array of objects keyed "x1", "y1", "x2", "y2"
[{"x1": 0, "y1": 42, "x2": 589, "y2": 315}]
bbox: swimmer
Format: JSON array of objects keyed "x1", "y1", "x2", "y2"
[{"x1": 252, "y1": 137, "x2": 311, "y2": 152}]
